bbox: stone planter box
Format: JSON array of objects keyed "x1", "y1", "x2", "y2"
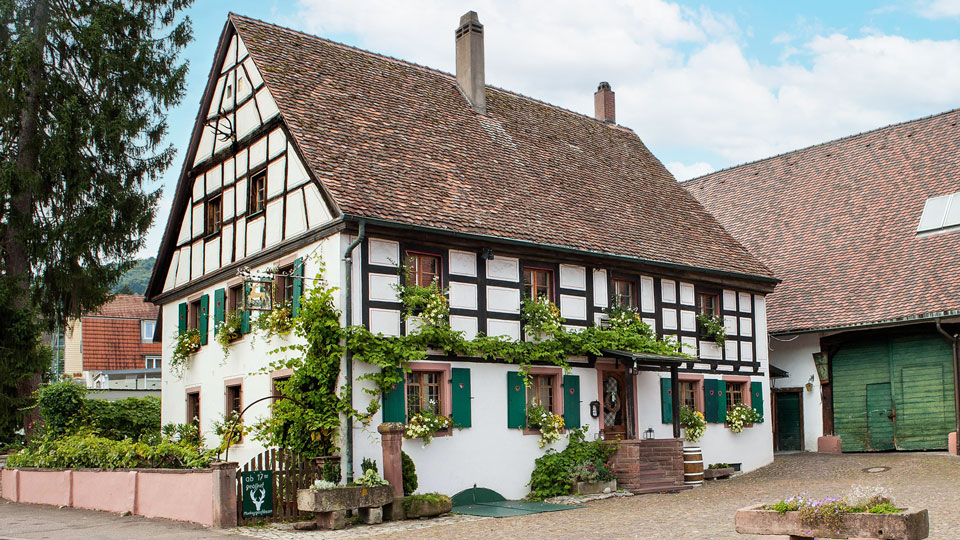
[
  {"x1": 297, "y1": 486, "x2": 395, "y2": 530},
  {"x1": 734, "y1": 504, "x2": 929, "y2": 539},
  {"x1": 573, "y1": 479, "x2": 617, "y2": 495},
  {"x1": 403, "y1": 496, "x2": 452, "y2": 518},
  {"x1": 703, "y1": 467, "x2": 734, "y2": 480}
]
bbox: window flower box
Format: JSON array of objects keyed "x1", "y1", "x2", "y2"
[{"x1": 734, "y1": 504, "x2": 929, "y2": 539}]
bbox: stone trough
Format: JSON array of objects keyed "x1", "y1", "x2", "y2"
[
  {"x1": 297, "y1": 486, "x2": 395, "y2": 530},
  {"x1": 734, "y1": 504, "x2": 929, "y2": 540}
]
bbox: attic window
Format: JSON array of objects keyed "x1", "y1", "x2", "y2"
[{"x1": 917, "y1": 192, "x2": 960, "y2": 234}]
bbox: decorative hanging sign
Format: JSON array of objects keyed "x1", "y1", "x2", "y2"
[
  {"x1": 243, "y1": 277, "x2": 274, "y2": 312},
  {"x1": 812, "y1": 352, "x2": 829, "y2": 383}
]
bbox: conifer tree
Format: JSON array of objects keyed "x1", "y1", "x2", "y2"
[{"x1": 0, "y1": 0, "x2": 192, "y2": 440}]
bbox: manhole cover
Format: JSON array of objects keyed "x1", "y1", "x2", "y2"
[{"x1": 862, "y1": 466, "x2": 891, "y2": 473}]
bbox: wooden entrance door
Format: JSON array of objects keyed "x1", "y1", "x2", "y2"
[
  {"x1": 866, "y1": 382, "x2": 895, "y2": 451},
  {"x1": 601, "y1": 370, "x2": 628, "y2": 439},
  {"x1": 774, "y1": 391, "x2": 802, "y2": 451}
]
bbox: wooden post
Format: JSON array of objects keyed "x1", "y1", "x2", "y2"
[{"x1": 670, "y1": 364, "x2": 681, "y2": 438}]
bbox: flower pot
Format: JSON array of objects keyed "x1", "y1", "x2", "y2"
[
  {"x1": 572, "y1": 479, "x2": 616, "y2": 495},
  {"x1": 734, "y1": 504, "x2": 929, "y2": 539},
  {"x1": 702, "y1": 467, "x2": 734, "y2": 480}
]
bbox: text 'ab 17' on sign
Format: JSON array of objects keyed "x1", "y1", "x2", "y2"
[{"x1": 241, "y1": 470, "x2": 274, "y2": 518}]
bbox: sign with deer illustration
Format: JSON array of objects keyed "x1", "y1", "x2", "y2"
[
  {"x1": 243, "y1": 278, "x2": 274, "y2": 312},
  {"x1": 241, "y1": 470, "x2": 274, "y2": 518}
]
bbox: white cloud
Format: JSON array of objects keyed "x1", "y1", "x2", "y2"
[
  {"x1": 916, "y1": 0, "x2": 960, "y2": 18},
  {"x1": 292, "y1": 0, "x2": 960, "y2": 169},
  {"x1": 666, "y1": 161, "x2": 715, "y2": 181}
]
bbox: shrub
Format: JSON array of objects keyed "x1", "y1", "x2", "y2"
[
  {"x1": 528, "y1": 426, "x2": 617, "y2": 500},
  {"x1": 361, "y1": 457, "x2": 377, "y2": 474},
  {"x1": 85, "y1": 396, "x2": 161, "y2": 440},
  {"x1": 36, "y1": 381, "x2": 86, "y2": 436},
  {"x1": 354, "y1": 468, "x2": 388, "y2": 487},
  {"x1": 6, "y1": 429, "x2": 213, "y2": 469},
  {"x1": 401, "y1": 451, "x2": 418, "y2": 495}
]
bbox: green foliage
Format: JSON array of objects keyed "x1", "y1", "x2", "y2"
[
  {"x1": 867, "y1": 502, "x2": 900, "y2": 514},
  {"x1": 353, "y1": 468, "x2": 388, "y2": 487},
  {"x1": 0, "y1": 288, "x2": 51, "y2": 443},
  {"x1": 401, "y1": 493, "x2": 451, "y2": 515},
  {"x1": 393, "y1": 272, "x2": 449, "y2": 327},
  {"x1": 321, "y1": 459, "x2": 342, "y2": 484},
  {"x1": 254, "y1": 259, "x2": 348, "y2": 457},
  {"x1": 36, "y1": 382, "x2": 161, "y2": 441},
  {"x1": 707, "y1": 462, "x2": 730, "y2": 469},
  {"x1": 567, "y1": 459, "x2": 616, "y2": 483},
  {"x1": 215, "y1": 309, "x2": 243, "y2": 359},
  {"x1": 401, "y1": 451, "x2": 417, "y2": 496},
  {"x1": 361, "y1": 457, "x2": 377, "y2": 474},
  {"x1": 679, "y1": 406, "x2": 706, "y2": 443},
  {"x1": 526, "y1": 403, "x2": 564, "y2": 448},
  {"x1": 171, "y1": 328, "x2": 200, "y2": 378},
  {"x1": 36, "y1": 381, "x2": 86, "y2": 436},
  {"x1": 7, "y1": 426, "x2": 212, "y2": 469},
  {"x1": 404, "y1": 406, "x2": 452, "y2": 445},
  {"x1": 528, "y1": 426, "x2": 617, "y2": 500},
  {"x1": 255, "y1": 301, "x2": 293, "y2": 341},
  {"x1": 696, "y1": 313, "x2": 726, "y2": 347},
  {"x1": 110, "y1": 258, "x2": 156, "y2": 295},
  {"x1": 726, "y1": 402, "x2": 761, "y2": 433}
]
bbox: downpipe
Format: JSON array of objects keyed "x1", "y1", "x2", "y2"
[
  {"x1": 935, "y1": 318, "x2": 960, "y2": 443},
  {"x1": 343, "y1": 220, "x2": 365, "y2": 483}
]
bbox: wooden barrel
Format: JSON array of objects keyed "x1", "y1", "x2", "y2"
[{"x1": 682, "y1": 446, "x2": 704, "y2": 486}]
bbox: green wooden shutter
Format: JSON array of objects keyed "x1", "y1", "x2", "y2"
[
  {"x1": 715, "y1": 380, "x2": 727, "y2": 423},
  {"x1": 751, "y1": 381, "x2": 764, "y2": 422},
  {"x1": 198, "y1": 294, "x2": 210, "y2": 345},
  {"x1": 213, "y1": 289, "x2": 226, "y2": 335},
  {"x1": 507, "y1": 371, "x2": 526, "y2": 428},
  {"x1": 292, "y1": 257, "x2": 304, "y2": 318},
  {"x1": 381, "y1": 371, "x2": 406, "y2": 423},
  {"x1": 178, "y1": 302, "x2": 187, "y2": 334},
  {"x1": 660, "y1": 378, "x2": 673, "y2": 424},
  {"x1": 563, "y1": 374, "x2": 580, "y2": 429},
  {"x1": 451, "y1": 368, "x2": 472, "y2": 428},
  {"x1": 703, "y1": 379, "x2": 726, "y2": 424},
  {"x1": 240, "y1": 282, "x2": 251, "y2": 334}
]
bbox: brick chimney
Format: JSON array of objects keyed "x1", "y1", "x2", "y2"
[
  {"x1": 594, "y1": 82, "x2": 615, "y2": 123},
  {"x1": 455, "y1": 11, "x2": 486, "y2": 114}
]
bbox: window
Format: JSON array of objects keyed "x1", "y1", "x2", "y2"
[
  {"x1": 186, "y1": 391, "x2": 200, "y2": 426},
  {"x1": 272, "y1": 376, "x2": 290, "y2": 402},
  {"x1": 406, "y1": 371, "x2": 441, "y2": 415},
  {"x1": 917, "y1": 192, "x2": 960, "y2": 233},
  {"x1": 527, "y1": 374, "x2": 556, "y2": 413},
  {"x1": 523, "y1": 268, "x2": 553, "y2": 302},
  {"x1": 225, "y1": 383, "x2": 243, "y2": 442},
  {"x1": 273, "y1": 265, "x2": 295, "y2": 306},
  {"x1": 145, "y1": 356, "x2": 161, "y2": 370},
  {"x1": 141, "y1": 319, "x2": 157, "y2": 342},
  {"x1": 229, "y1": 284, "x2": 244, "y2": 313},
  {"x1": 205, "y1": 195, "x2": 222, "y2": 236},
  {"x1": 612, "y1": 279, "x2": 636, "y2": 309},
  {"x1": 726, "y1": 381, "x2": 745, "y2": 411},
  {"x1": 248, "y1": 170, "x2": 266, "y2": 215},
  {"x1": 189, "y1": 300, "x2": 202, "y2": 331},
  {"x1": 680, "y1": 381, "x2": 698, "y2": 410},
  {"x1": 697, "y1": 292, "x2": 719, "y2": 316},
  {"x1": 405, "y1": 252, "x2": 441, "y2": 288}
]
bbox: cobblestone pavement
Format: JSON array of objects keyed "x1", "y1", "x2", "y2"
[{"x1": 237, "y1": 452, "x2": 960, "y2": 540}]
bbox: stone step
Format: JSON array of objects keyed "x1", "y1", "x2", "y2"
[{"x1": 626, "y1": 484, "x2": 693, "y2": 495}]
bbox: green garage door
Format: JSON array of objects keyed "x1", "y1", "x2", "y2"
[{"x1": 832, "y1": 331, "x2": 955, "y2": 451}]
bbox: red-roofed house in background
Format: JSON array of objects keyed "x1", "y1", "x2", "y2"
[
  {"x1": 145, "y1": 12, "x2": 779, "y2": 498},
  {"x1": 60, "y1": 294, "x2": 161, "y2": 393},
  {"x1": 686, "y1": 111, "x2": 960, "y2": 455}
]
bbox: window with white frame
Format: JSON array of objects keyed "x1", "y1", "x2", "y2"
[
  {"x1": 917, "y1": 192, "x2": 960, "y2": 233},
  {"x1": 145, "y1": 356, "x2": 161, "y2": 369},
  {"x1": 141, "y1": 319, "x2": 157, "y2": 342}
]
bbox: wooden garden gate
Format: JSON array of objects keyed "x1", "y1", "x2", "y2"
[{"x1": 236, "y1": 448, "x2": 320, "y2": 525}]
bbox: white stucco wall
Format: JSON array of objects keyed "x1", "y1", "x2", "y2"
[{"x1": 769, "y1": 332, "x2": 823, "y2": 452}]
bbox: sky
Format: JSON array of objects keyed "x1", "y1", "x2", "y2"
[{"x1": 141, "y1": 0, "x2": 960, "y2": 257}]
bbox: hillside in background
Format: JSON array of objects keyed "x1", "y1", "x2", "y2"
[{"x1": 112, "y1": 257, "x2": 155, "y2": 295}]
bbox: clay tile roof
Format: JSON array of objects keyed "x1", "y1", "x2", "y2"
[
  {"x1": 88, "y1": 294, "x2": 159, "y2": 320},
  {"x1": 222, "y1": 14, "x2": 773, "y2": 282},
  {"x1": 684, "y1": 110, "x2": 960, "y2": 334}
]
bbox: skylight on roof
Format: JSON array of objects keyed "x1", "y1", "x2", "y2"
[{"x1": 917, "y1": 192, "x2": 960, "y2": 233}]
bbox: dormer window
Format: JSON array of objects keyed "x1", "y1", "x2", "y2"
[
  {"x1": 205, "y1": 195, "x2": 222, "y2": 236},
  {"x1": 917, "y1": 192, "x2": 960, "y2": 234}
]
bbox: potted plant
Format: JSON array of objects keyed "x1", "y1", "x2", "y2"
[
  {"x1": 736, "y1": 488, "x2": 929, "y2": 539},
  {"x1": 404, "y1": 401, "x2": 452, "y2": 446},
  {"x1": 679, "y1": 406, "x2": 706, "y2": 444},
  {"x1": 214, "y1": 309, "x2": 243, "y2": 359},
  {"x1": 171, "y1": 328, "x2": 201, "y2": 378},
  {"x1": 568, "y1": 458, "x2": 617, "y2": 495},
  {"x1": 696, "y1": 312, "x2": 726, "y2": 346},
  {"x1": 526, "y1": 402, "x2": 564, "y2": 448},
  {"x1": 726, "y1": 402, "x2": 761, "y2": 433}
]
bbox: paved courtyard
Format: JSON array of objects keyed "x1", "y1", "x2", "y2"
[{"x1": 240, "y1": 452, "x2": 960, "y2": 540}]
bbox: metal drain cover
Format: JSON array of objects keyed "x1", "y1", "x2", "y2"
[{"x1": 862, "y1": 466, "x2": 891, "y2": 473}]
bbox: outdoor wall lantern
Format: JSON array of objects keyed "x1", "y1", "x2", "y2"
[
  {"x1": 480, "y1": 248, "x2": 494, "y2": 260},
  {"x1": 805, "y1": 374, "x2": 815, "y2": 392},
  {"x1": 643, "y1": 427, "x2": 655, "y2": 440},
  {"x1": 589, "y1": 400, "x2": 601, "y2": 418}
]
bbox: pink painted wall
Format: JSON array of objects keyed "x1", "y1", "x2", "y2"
[
  {"x1": 72, "y1": 470, "x2": 137, "y2": 514},
  {"x1": 18, "y1": 470, "x2": 72, "y2": 507},
  {"x1": 1, "y1": 467, "x2": 224, "y2": 527},
  {"x1": 136, "y1": 471, "x2": 213, "y2": 526}
]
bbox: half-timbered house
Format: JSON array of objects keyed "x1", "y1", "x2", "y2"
[{"x1": 146, "y1": 12, "x2": 778, "y2": 498}]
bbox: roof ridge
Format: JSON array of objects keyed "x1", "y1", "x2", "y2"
[
  {"x1": 685, "y1": 107, "x2": 960, "y2": 184},
  {"x1": 227, "y1": 13, "x2": 632, "y2": 134}
]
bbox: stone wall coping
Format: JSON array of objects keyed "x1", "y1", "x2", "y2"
[{"x1": 8, "y1": 466, "x2": 220, "y2": 474}]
